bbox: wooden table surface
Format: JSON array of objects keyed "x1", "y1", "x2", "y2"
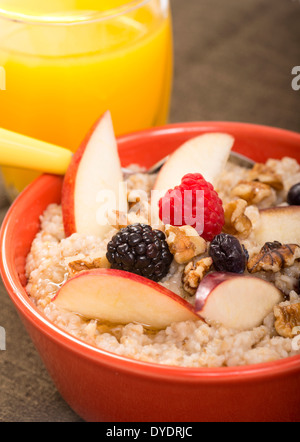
[{"x1": 0, "y1": 0, "x2": 299, "y2": 422}]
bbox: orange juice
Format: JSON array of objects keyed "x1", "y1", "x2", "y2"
[{"x1": 0, "y1": 0, "x2": 173, "y2": 197}]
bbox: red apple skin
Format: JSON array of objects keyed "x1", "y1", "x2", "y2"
[
  {"x1": 52, "y1": 268, "x2": 201, "y2": 330},
  {"x1": 53, "y1": 268, "x2": 199, "y2": 317},
  {"x1": 61, "y1": 111, "x2": 109, "y2": 237},
  {"x1": 195, "y1": 272, "x2": 239, "y2": 312}
]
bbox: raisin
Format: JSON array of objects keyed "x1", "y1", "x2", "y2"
[{"x1": 209, "y1": 233, "x2": 248, "y2": 274}]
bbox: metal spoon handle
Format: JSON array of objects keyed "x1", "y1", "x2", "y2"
[{"x1": 122, "y1": 151, "x2": 255, "y2": 176}]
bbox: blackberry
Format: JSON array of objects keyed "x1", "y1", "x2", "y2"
[
  {"x1": 209, "y1": 233, "x2": 248, "y2": 274},
  {"x1": 106, "y1": 224, "x2": 173, "y2": 282}
]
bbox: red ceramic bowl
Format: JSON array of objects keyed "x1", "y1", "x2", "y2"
[{"x1": 1, "y1": 122, "x2": 300, "y2": 422}]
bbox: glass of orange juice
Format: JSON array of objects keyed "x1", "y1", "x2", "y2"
[{"x1": 0, "y1": 0, "x2": 173, "y2": 199}]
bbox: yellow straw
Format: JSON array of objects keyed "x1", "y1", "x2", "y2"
[{"x1": 0, "y1": 128, "x2": 72, "y2": 174}]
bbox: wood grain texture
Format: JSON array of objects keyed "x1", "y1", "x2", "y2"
[{"x1": 0, "y1": 0, "x2": 299, "y2": 422}]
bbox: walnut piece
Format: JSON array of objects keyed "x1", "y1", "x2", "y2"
[
  {"x1": 247, "y1": 242, "x2": 300, "y2": 273},
  {"x1": 223, "y1": 199, "x2": 252, "y2": 239},
  {"x1": 107, "y1": 209, "x2": 149, "y2": 230},
  {"x1": 127, "y1": 189, "x2": 149, "y2": 213},
  {"x1": 182, "y1": 257, "x2": 213, "y2": 295},
  {"x1": 66, "y1": 253, "x2": 110, "y2": 278},
  {"x1": 274, "y1": 303, "x2": 300, "y2": 338},
  {"x1": 231, "y1": 180, "x2": 273, "y2": 205},
  {"x1": 247, "y1": 163, "x2": 283, "y2": 191},
  {"x1": 165, "y1": 225, "x2": 207, "y2": 264}
]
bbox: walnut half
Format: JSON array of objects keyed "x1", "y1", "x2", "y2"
[
  {"x1": 223, "y1": 199, "x2": 252, "y2": 239},
  {"x1": 247, "y1": 163, "x2": 284, "y2": 191},
  {"x1": 247, "y1": 242, "x2": 300, "y2": 273},
  {"x1": 274, "y1": 303, "x2": 300, "y2": 338},
  {"x1": 231, "y1": 180, "x2": 274, "y2": 206},
  {"x1": 182, "y1": 257, "x2": 213, "y2": 295},
  {"x1": 165, "y1": 225, "x2": 207, "y2": 264}
]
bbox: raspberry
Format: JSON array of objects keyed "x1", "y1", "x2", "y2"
[
  {"x1": 158, "y1": 173, "x2": 224, "y2": 241},
  {"x1": 106, "y1": 224, "x2": 173, "y2": 282}
]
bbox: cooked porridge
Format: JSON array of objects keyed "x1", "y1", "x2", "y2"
[{"x1": 25, "y1": 152, "x2": 300, "y2": 368}]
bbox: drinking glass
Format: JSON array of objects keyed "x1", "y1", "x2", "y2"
[{"x1": 0, "y1": 0, "x2": 173, "y2": 198}]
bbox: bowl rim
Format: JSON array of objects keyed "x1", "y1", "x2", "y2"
[{"x1": 1, "y1": 120, "x2": 300, "y2": 383}]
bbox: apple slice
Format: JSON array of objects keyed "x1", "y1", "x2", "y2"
[
  {"x1": 195, "y1": 272, "x2": 282, "y2": 330},
  {"x1": 62, "y1": 111, "x2": 126, "y2": 238},
  {"x1": 53, "y1": 269, "x2": 200, "y2": 329},
  {"x1": 153, "y1": 132, "x2": 234, "y2": 191},
  {"x1": 151, "y1": 133, "x2": 234, "y2": 225},
  {"x1": 254, "y1": 206, "x2": 300, "y2": 247}
]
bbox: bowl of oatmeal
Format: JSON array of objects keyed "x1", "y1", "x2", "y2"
[{"x1": 1, "y1": 120, "x2": 300, "y2": 422}]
